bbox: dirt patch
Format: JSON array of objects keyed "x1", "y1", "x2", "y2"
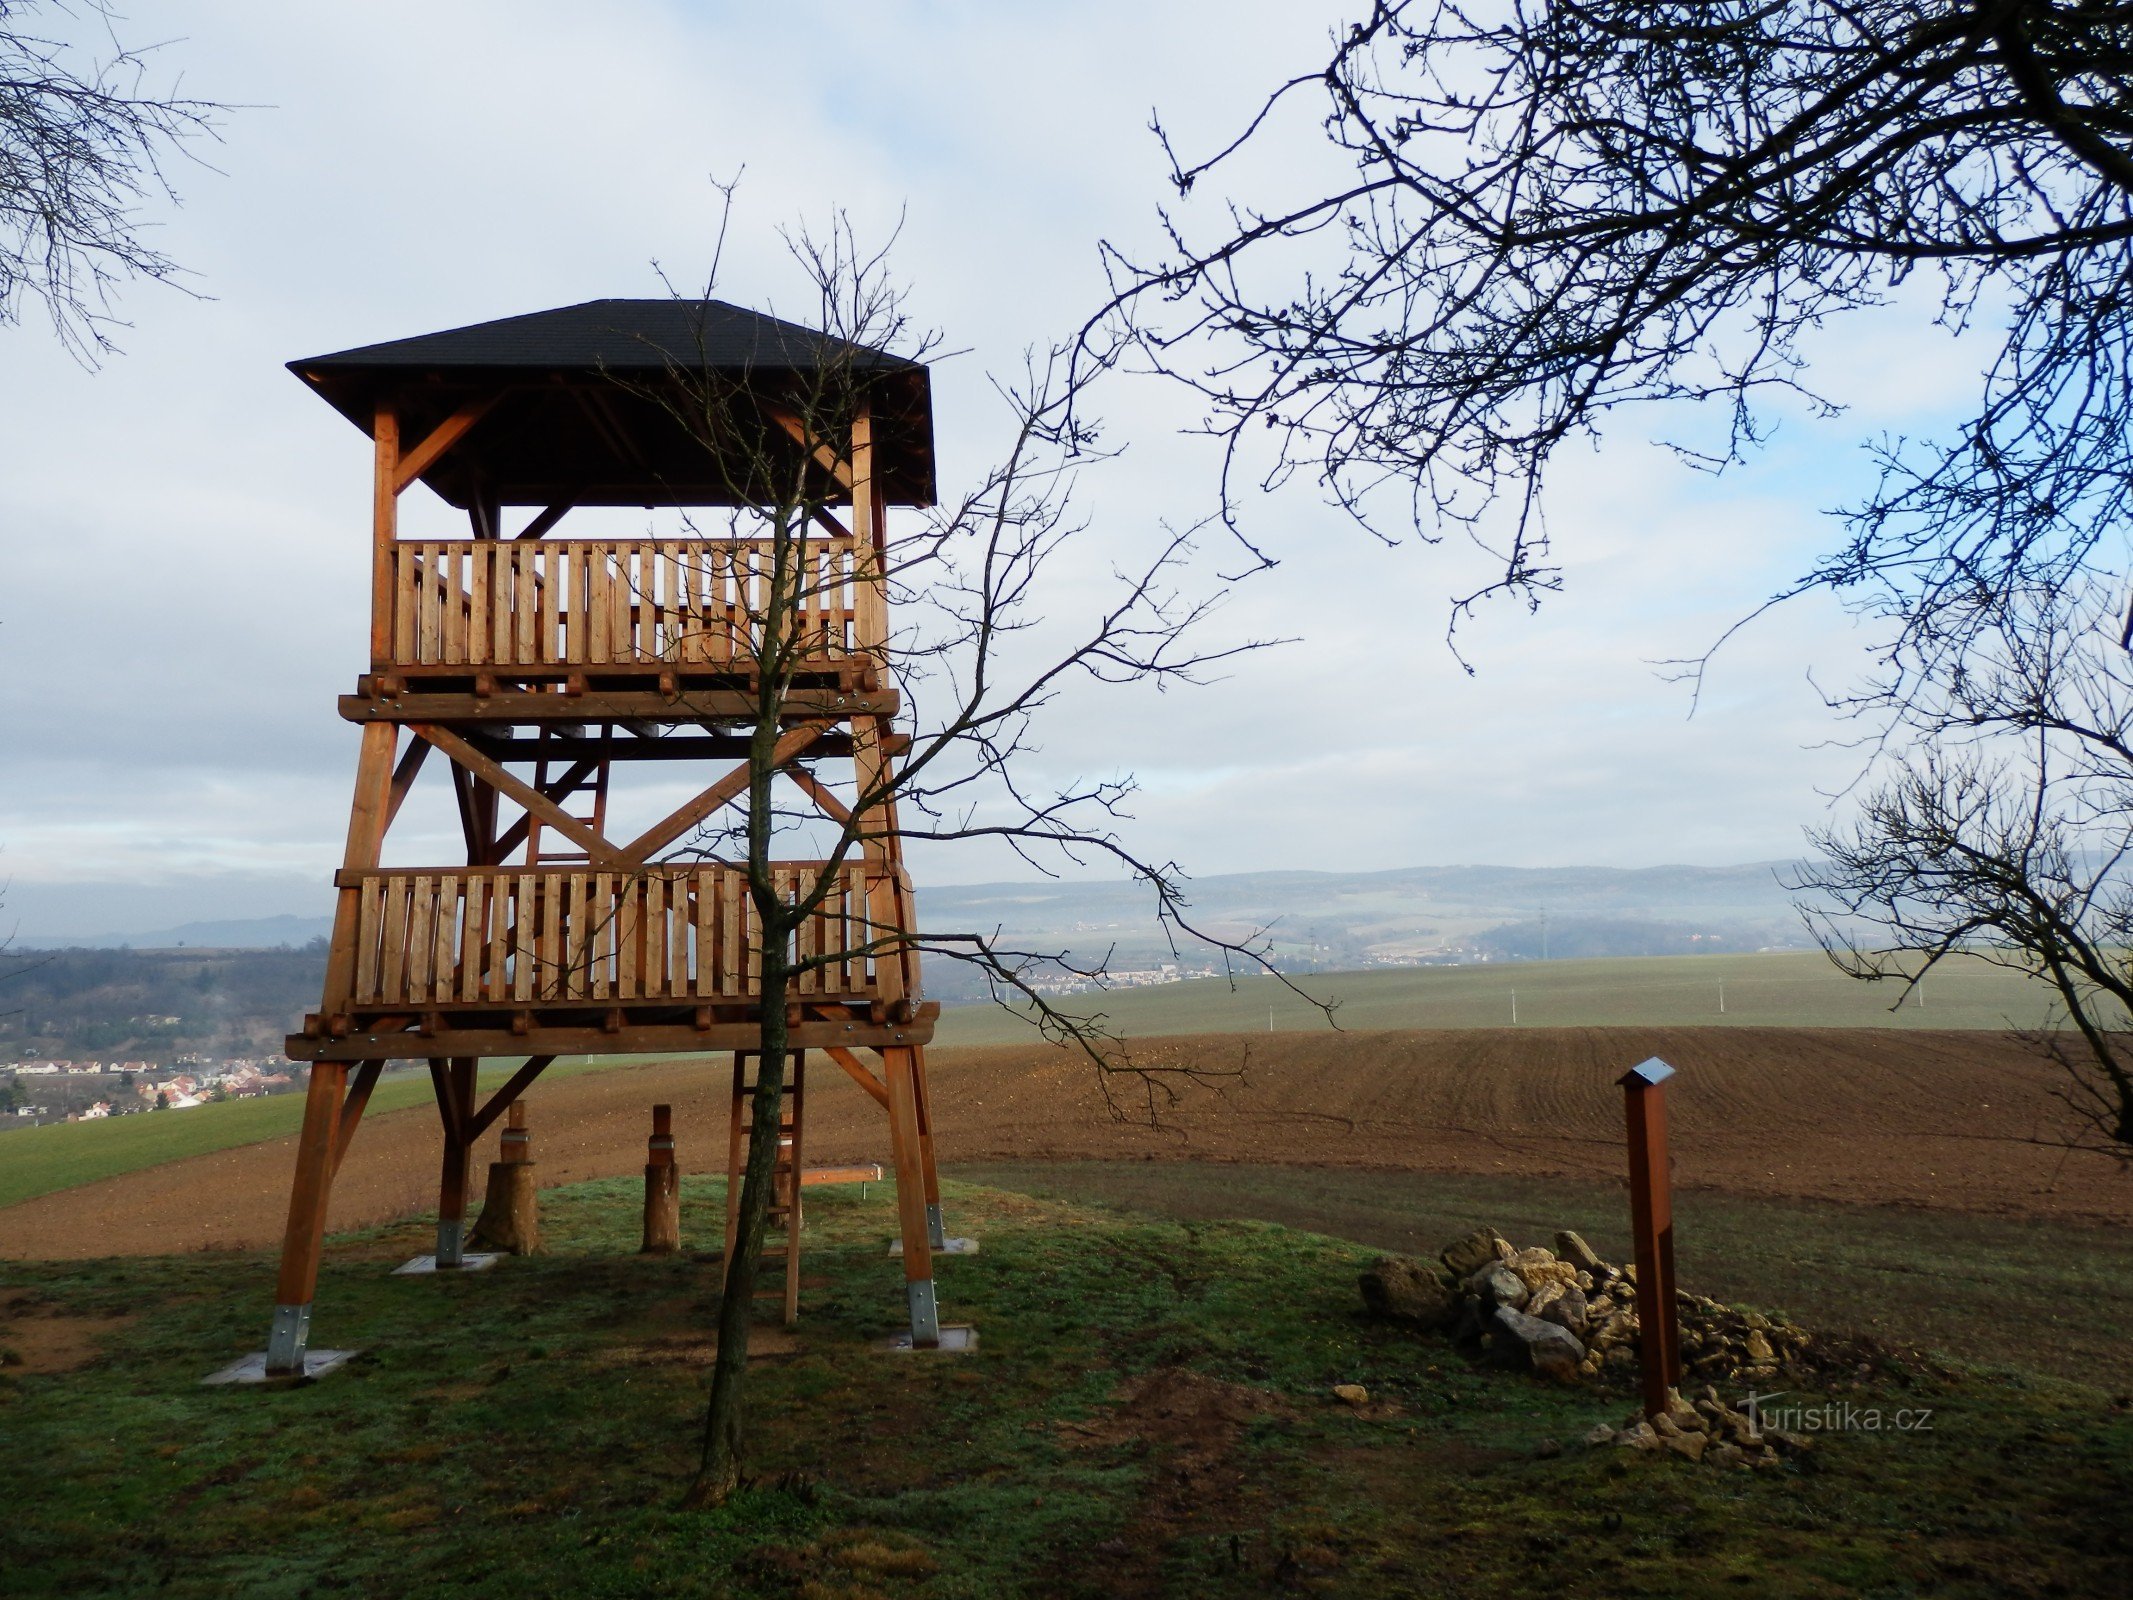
[
  {"x1": 1057, "y1": 1367, "x2": 1296, "y2": 1597},
  {"x1": 596, "y1": 1324, "x2": 798, "y2": 1367},
  {"x1": 3, "y1": 1026, "x2": 2127, "y2": 1260},
  {"x1": 0, "y1": 1309, "x2": 135, "y2": 1375}
]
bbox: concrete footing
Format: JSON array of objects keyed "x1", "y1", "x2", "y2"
[
  {"x1": 392, "y1": 1253, "x2": 501, "y2": 1276},
  {"x1": 876, "y1": 1325, "x2": 978, "y2": 1354},
  {"x1": 203, "y1": 1349, "x2": 359, "y2": 1385}
]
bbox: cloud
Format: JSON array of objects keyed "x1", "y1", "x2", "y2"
[{"x1": 0, "y1": 2, "x2": 1976, "y2": 933}]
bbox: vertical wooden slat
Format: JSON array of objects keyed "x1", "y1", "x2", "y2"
[
  {"x1": 512, "y1": 546, "x2": 534, "y2": 664},
  {"x1": 511, "y1": 875, "x2": 535, "y2": 1001},
  {"x1": 405, "y1": 875, "x2": 434, "y2": 1002},
  {"x1": 442, "y1": 877, "x2": 465, "y2": 1001},
  {"x1": 538, "y1": 875, "x2": 562, "y2": 1001},
  {"x1": 439, "y1": 546, "x2": 462, "y2": 665},
  {"x1": 585, "y1": 543, "x2": 609, "y2": 662},
  {"x1": 469, "y1": 543, "x2": 491, "y2": 665},
  {"x1": 615, "y1": 874, "x2": 638, "y2": 1000},
  {"x1": 667, "y1": 871, "x2": 688, "y2": 995},
  {"x1": 482, "y1": 875, "x2": 506, "y2": 1001},
  {"x1": 537, "y1": 544, "x2": 558, "y2": 664},
  {"x1": 415, "y1": 547, "x2": 440, "y2": 662},
  {"x1": 563, "y1": 872, "x2": 588, "y2": 1000},
  {"x1": 379, "y1": 875, "x2": 410, "y2": 1004},
  {"x1": 721, "y1": 871, "x2": 741, "y2": 997},
  {"x1": 638, "y1": 873, "x2": 659, "y2": 998},
  {"x1": 354, "y1": 877, "x2": 384, "y2": 1004},
  {"x1": 393, "y1": 547, "x2": 416, "y2": 662},
  {"x1": 492, "y1": 544, "x2": 513, "y2": 664},
  {"x1": 562, "y1": 544, "x2": 583, "y2": 663},
  {"x1": 694, "y1": 871, "x2": 715, "y2": 996}
]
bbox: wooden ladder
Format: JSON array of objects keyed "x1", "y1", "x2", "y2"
[
  {"x1": 723, "y1": 1050, "x2": 806, "y2": 1325},
  {"x1": 523, "y1": 722, "x2": 611, "y2": 866}
]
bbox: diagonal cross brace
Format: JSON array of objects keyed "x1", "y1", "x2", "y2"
[
  {"x1": 409, "y1": 724, "x2": 625, "y2": 868},
  {"x1": 616, "y1": 722, "x2": 831, "y2": 867}
]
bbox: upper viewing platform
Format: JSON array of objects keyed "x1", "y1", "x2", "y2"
[{"x1": 291, "y1": 299, "x2": 932, "y2": 691}]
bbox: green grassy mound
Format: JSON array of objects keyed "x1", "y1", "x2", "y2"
[
  {"x1": 3, "y1": 1178, "x2": 2128, "y2": 1597},
  {"x1": 933, "y1": 948, "x2": 2109, "y2": 1044},
  {"x1": 0, "y1": 1057, "x2": 633, "y2": 1212}
]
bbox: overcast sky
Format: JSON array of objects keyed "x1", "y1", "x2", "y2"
[{"x1": 0, "y1": 2, "x2": 1990, "y2": 940}]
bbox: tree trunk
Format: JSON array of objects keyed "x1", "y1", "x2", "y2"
[
  {"x1": 467, "y1": 1160, "x2": 538, "y2": 1254},
  {"x1": 683, "y1": 952, "x2": 789, "y2": 1509}
]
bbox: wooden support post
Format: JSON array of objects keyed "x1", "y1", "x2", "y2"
[
  {"x1": 910, "y1": 1046, "x2": 945, "y2": 1249},
  {"x1": 265, "y1": 1061, "x2": 350, "y2": 1373},
  {"x1": 369, "y1": 402, "x2": 399, "y2": 670},
  {"x1": 469, "y1": 1102, "x2": 539, "y2": 1255},
  {"x1": 642, "y1": 1102, "x2": 680, "y2": 1255},
  {"x1": 882, "y1": 1046, "x2": 938, "y2": 1346},
  {"x1": 433, "y1": 1057, "x2": 478, "y2": 1266},
  {"x1": 1619, "y1": 1057, "x2": 1682, "y2": 1420},
  {"x1": 320, "y1": 723, "x2": 400, "y2": 1020}
]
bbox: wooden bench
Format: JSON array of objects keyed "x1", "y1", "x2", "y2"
[{"x1": 800, "y1": 1163, "x2": 883, "y2": 1188}]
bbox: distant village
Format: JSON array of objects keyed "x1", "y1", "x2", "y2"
[{"x1": 0, "y1": 1057, "x2": 297, "y2": 1129}]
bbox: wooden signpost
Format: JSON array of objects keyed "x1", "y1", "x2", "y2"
[{"x1": 1618, "y1": 1057, "x2": 1682, "y2": 1419}]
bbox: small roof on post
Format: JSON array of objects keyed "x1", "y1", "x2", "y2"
[{"x1": 288, "y1": 298, "x2": 935, "y2": 509}]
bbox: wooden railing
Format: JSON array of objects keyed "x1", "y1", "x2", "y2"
[
  {"x1": 334, "y1": 862, "x2": 898, "y2": 1010},
  {"x1": 385, "y1": 537, "x2": 872, "y2": 670}
]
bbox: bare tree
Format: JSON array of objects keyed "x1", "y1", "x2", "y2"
[
  {"x1": 629, "y1": 220, "x2": 1324, "y2": 1508},
  {"x1": 1100, "y1": 1, "x2": 2133, "y2": 676},
  {"x1": 1794, "y1": 580, "x2": 2133, "y2": 1160},
  {"x1": 2, "y1": 0, "x2": 221, "y2": 361}
]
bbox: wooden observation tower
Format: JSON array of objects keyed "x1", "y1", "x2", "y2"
[{"x1": 262, "y1": 300, "x2": 949, "y2": 1375}]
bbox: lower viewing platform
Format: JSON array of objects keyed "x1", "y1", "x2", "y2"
[{"x1": 290, "y1": 861, "x2": 929, "y2": 1062}]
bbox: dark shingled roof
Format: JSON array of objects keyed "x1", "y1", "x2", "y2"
[
  {"x1": 291, "y1": 298, "x2": 924, "y2": 376},
  {"x1": 287, "y1": 299, "x2": 935, "y2": 509}
]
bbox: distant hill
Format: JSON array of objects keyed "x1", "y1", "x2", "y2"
[
  {"x1": 0, "y1": 946, "x2": 326, "y2": 1063},
  {"x1": 4, "y1": 862, "x2": 1831, "y2": 1013},
  {"x1": 914, "y1": 860, "x2": 1818, "y2": 1001},
  {"x1": 12, "y1": 914, "x2": 333, "y2": 952}
]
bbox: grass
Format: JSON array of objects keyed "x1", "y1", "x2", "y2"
[
  {"x1": 932, "y1": 947, "x2": 2114, "y2": 1045},
  {"x1": 0, "y1": 1056, "x2": 642, "y2": 1212},
  {"x1": 953, "y1": 1162, "x2": 2133, "y2": 1390},
  {"x1": 3, "y1": 1176, "x2": 2130, "y2": 1597}
]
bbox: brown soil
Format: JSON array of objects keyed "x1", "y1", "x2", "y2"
[
  {"x1": 0, "y1": 1300, "x2": 135, "y2": 1374},
  {"x1": 2, "y1": 1026, "x2": 2127, "y2": 1259},
  {"x1": 1056, "y1": 1367, "x2": 1297, "y2": 1598}
]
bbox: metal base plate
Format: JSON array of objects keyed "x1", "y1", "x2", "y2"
[
  {"x1": 392, "y1": 1253, "x2": 502, "y2": 1276},
  {"x1": 876, "y1": 1324, "x2": 979, "y2": 1354},
  {"x1": 888, "y1": 1238, "x2": 979, "y2": 1256},
  {"x1": 202, "y1": 1350, "x2": 359, "y2": 1385}
]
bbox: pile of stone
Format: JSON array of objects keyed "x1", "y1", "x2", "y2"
[
  {"x1": 1584, "y1": 1386, "x2": 1813, "y2": 1470},
  {"x1": 1358, "y1": 1224, "x2": 1815, "y2": 1388}
]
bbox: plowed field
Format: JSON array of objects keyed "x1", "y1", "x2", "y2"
[{"x1": 3, "y1": 1026, "x2": 2125, "y2": 1259}]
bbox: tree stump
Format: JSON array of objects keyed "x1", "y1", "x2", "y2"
[
  {"x1": 469, "y1": 1102, "x2": 539, "y2": 1254},
  {"x1": 642, "y1": 1103, "x2": 680, "y2": 1254}
]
